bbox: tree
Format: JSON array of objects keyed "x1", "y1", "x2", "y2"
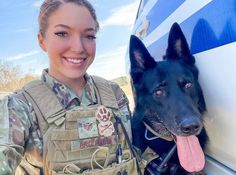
[{"x1": 0, "y1": 63, "x2": 37, "y2": 91}]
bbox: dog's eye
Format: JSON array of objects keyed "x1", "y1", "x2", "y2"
[
  {"x1": 154, "y1": 89, "x2": 165, "y2": 97},
  {"x1": 184, "y1": 82, "x2": 192, "y2": 89}
]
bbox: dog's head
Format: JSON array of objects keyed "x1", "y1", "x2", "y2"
[
  {"x1": 129, "y1": 23, "x2": 207, "y2": 172},
  {"x1": 129, "y1": 22, "x2": 206, "y2": 136}
]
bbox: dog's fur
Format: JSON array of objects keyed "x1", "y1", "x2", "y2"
[{"x1": 129, "y1": 23, "x2": 207, "y2": 174}]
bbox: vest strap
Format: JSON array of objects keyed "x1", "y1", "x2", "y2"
[
  {"x1": 91, "y1": 76, "x2": 119, "y2": 110},
  {"x1": 22, "y1": 80, "x2": 65, "y2": 126}
]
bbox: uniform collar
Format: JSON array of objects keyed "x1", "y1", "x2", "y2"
[{"x1": 41, "y1": 69, "x2": 97, "y2": 109}]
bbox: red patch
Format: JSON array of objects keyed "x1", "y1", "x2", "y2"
[{"x1": 80, "y1": 136, "x2": 116, "y2": 149}]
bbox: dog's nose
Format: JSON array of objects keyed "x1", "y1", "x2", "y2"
[{"x1": 180, "y1": 118, "x2": 202, "y2": 135}]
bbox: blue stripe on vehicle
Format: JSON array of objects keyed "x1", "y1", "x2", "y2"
[
  {"x1": 146, "y1": 0, "x2": 185, "y2": 34},
  {"x1": 145, "y1": 0, "x2": 236, "y2": 60}
]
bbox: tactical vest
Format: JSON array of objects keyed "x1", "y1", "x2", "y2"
[{"x1": 18, "y1": 76, "x2": 138, "y2": 175}]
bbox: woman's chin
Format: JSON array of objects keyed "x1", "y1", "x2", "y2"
[{"x1": 64, "y1": 71, "x2": 86, "y2": 80}]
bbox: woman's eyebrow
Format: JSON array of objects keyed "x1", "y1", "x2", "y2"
[
  {"x1": 54, "y1": 24, "x2": 95, "y2": 32},
  {"x1": 84, "y1": 28, "x2": 96, "y2": 32},
  {"x1": 54, "y1": 24, "x2": 70, "y2": 29}
]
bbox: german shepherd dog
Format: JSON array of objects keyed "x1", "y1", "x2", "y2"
[{"x1": 129, "y1": 23, "x2": 207, "y2": 174}]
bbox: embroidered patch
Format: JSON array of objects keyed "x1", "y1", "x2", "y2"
[
  {"x1": 97, "y1": 122, "x2": 115, "y2": 137},
  {"x1": 96, "y1": 106, "x2": 114, "y2": 137},
  {"x1": 78, "y1": 117, "x2": 98, "y2": 139},
  {"x1": 79, "y1": 135, "x2": 116, "y2": 149}
]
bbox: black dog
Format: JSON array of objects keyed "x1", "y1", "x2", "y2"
[{"x1": 129, "y1": 23, "x2": 207, "y2": 174}]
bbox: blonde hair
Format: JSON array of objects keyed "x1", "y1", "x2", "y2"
[{"x1": 38, "y1": 0, "x2": 99, "y2": 36}]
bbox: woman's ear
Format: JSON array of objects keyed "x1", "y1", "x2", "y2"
[{"x1": 38, "y1": 32, "x2": 46, "y2": 52}]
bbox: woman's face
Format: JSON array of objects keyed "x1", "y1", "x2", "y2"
[{"x1": 38, "y1": 3, "x2": 96, "y2": 82}]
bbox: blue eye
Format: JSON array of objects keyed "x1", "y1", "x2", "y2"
[
  {"x1": 86, "y1": 35, "x2": 96, "y2": 40},
  {"x1": 54, "y1": 31, "x2": 68, "y2": 37}
]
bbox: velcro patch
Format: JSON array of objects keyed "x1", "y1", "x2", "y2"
[
  {"x1": 78, "y1": 117, "x2": 98, "y2": 139},
  {"x1": 71, "y1": 135, "x2": 117, "y2": 150},
  {"x1": 98, "y1": 122, "x2": 115, "y2": 137},
  {"x1": 96, "y1": 106, "x2": 115, "y2": 137}
]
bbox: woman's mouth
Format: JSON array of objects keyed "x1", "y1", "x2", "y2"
[{"x1": 64, "y1": 57, "x2": 86, "y2": 65}]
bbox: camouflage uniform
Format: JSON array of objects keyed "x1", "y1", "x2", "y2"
[{"x1": 0, "y1": 69, "x2": 131, "y2": 175}]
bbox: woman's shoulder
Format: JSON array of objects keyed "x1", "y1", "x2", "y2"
[
  {"x1": 0, "y1": 92, "x2": 30, "y2": 119},
  {"x1": 5, "y1": 79, "x2": 43, "y2": 109},
  {"x1": 8, "y1": 92, "x2": 30, "y2": 109},
  {"x1": 90, "y1": 75, "x2": 123, "y2": 93},
  {"x1": 90, "y1": 75, "x2": 129, "y2": 108}
]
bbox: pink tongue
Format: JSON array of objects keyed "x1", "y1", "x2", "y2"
[{"x1": 176, "y1": 135, "x2": 205, "y2": 172}]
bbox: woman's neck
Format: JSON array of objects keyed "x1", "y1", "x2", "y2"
[
  {"x1": 65, "y1": 77, "x2": 85, "y2": 97},
  {"x1": 48, "y1": 70, "x2": 86, "y2": 97}
]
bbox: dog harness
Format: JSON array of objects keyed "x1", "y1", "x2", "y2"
[
  {"x1": 142, "y1": 121, "x2": 178, "y2": 175},
  {"x1": 143, "y1": 122, "x2": 174, "y2": 141}
]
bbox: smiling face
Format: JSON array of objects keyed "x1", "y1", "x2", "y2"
[{"x1": 38, "y1": 2, "x2": 97, "y2": 83}]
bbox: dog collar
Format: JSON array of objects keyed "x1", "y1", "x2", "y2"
[{"x1": 143, "y1": 122, "x2": 174, "y2": 141}]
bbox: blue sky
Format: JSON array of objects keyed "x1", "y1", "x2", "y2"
[{"x1": 0, "y1": 0, "x2": 140, "y2": 80}]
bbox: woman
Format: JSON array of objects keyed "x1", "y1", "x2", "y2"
[{"x1": 0, "y1": 0, "x2": 139, "y2": 174}]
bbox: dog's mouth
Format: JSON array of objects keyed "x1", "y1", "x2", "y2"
[{"x1": 143, "y1": 119, "x2": 205, "y2": 173}]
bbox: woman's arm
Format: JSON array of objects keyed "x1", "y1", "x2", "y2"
[{"x1": 0, "y1": 96, "x2": 31, "y2": 174}]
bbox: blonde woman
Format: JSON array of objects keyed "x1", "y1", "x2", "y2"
[{"x1": 0, "y1": 1, "x2": 139, "y2": 174}]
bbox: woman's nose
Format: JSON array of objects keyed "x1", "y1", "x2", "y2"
[{"x1": 70, "y1": 36, "x2": 85, "y2": 53}]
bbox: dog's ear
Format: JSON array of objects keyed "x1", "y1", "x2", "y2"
[
  {"x1": 129, "y1": 35, "x2": 156, "y2": 83},
  {"x1": 165, "y1": 22, "x2": 195, "y2": 65}
]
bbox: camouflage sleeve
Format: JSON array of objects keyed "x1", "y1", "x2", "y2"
[
  {"x1": 110, "y1": 82, "x2": 133, "y2": 140},
  {"x1": 0, "y1": 95, "x2": 31, "y2": 174}
]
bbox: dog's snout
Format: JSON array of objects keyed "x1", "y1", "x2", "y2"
[{"x1": 180, "y1": 118, "x2": 202, "y2": 135}]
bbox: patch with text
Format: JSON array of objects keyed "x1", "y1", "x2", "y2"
[{"x1": 71, "y1": 135, "x2": 116, "y2": 150}]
